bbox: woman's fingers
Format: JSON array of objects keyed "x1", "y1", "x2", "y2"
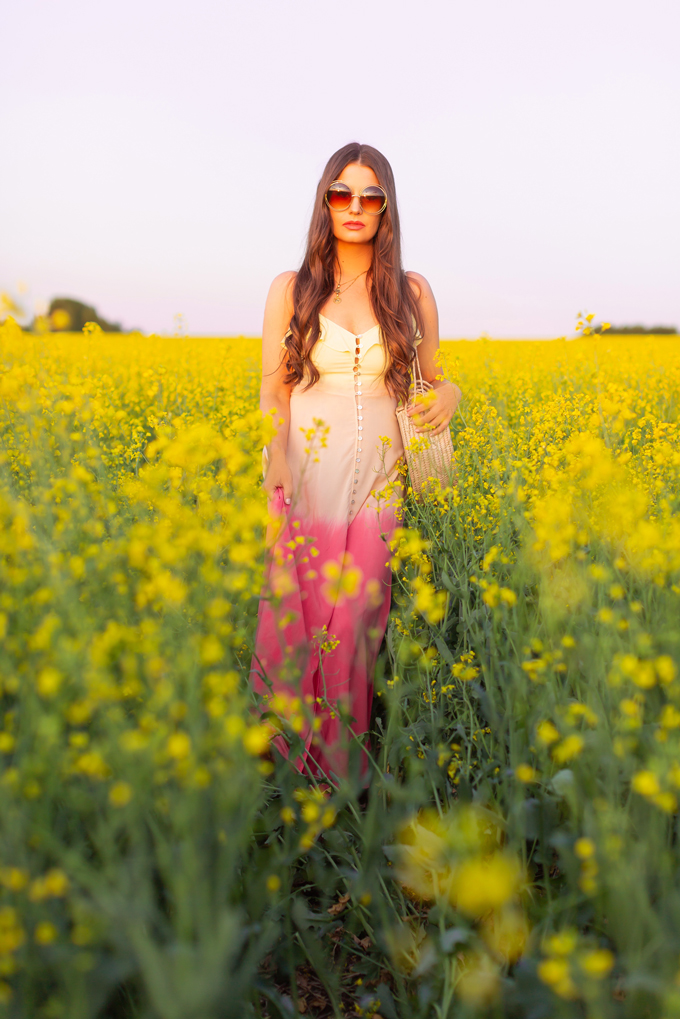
[
  {"x1": 411, "y1": 407, "x2": 438, "y2": 426},
  {"x1": 408, "y1": 391, "x2": 457, "y2": 435},
  {"x1": 415, "y1": 414, "x2": 452, "y2": 435},
  {"x1": 264, "y1": 479, "x2": 288, "y2": 504},
  {"x1": 429, "y1": 420, "x2": 450, "y2": 436},
  {"x1": 413, "y1": 409, "x2": 442, "y2": 430},
  {"x1": 407, "y1": 401, "x2": 432, "y2": 418},
  {"x1": 263, "y1": 452, "x2": 293, "y2": 506},
  {"x1": 267, "y1": 478, "x2": 292, "y2": 505}
]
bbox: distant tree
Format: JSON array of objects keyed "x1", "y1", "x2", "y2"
[
  {"x1": 574, "y1": 313, "x2": 677, "y2": 337},
  {"x1": 46, "y1": 297, "x2": 122, "y2": 333},
  {"x1": 606, "y1": 324, "x2": 677, "y2": 335}
]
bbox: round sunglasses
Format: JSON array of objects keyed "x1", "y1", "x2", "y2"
[{"x1": 324, "y1": 180, "x2": 387, "y2": 216}]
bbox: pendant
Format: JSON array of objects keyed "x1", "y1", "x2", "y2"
[{"x1": 334, "y1": 296, "x2": 341, "y2": 303}]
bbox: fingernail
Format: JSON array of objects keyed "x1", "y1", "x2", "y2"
[{"x1": 285, "y1": 498, "x2": 291, "y2": 505}]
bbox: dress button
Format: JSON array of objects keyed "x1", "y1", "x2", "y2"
[
  {"x1": 358, "y1": 415, "x2": 363, "y2": 420},
  {"x1": 356, "y1": 458, "x2": 361, "y2": 463},
  {"x1": 357, "y1": 404, "x2": 363, "y2": 409}
]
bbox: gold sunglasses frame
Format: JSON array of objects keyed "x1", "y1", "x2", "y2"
[{"x1": 324, "y1": 180, "x2": 388, "y2": 216}]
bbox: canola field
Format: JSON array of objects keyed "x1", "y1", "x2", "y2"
[{"x1": 1, "y1": 318, "x2": 680, "y2": 1019}]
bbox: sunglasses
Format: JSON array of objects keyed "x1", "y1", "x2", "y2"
[{"x1": 324, "y1": 180, "x2": 387, "y2": 216}]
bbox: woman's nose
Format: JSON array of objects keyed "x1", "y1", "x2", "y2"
[{"x1": 349, "y1": 195, "x2": 362, "y2": 215}]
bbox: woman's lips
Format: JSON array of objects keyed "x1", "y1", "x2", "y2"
[{"x1": 343, "y1": 221, "x2": 365, "y2": 230}]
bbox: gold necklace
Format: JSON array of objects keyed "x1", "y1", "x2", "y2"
[{"x1": 333, "y1": 269, "x2": 368, "y2": 304}]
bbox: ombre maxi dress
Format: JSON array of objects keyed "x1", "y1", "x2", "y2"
[{"x1": 250, "y1": 315, "x2": 417, "y2": 778}]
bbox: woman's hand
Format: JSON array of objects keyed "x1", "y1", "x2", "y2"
[
  {"x1": 406, "y1": 381, "x2": 461, "y2": 436},
  {"x1": 263, "y1": 447, "x2": 293, "y2": 505}
]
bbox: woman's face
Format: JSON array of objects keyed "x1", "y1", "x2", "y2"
[{"x1": 327, "y1": 162, "x2": 384, "y2": 245}]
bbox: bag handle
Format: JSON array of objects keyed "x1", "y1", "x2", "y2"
[
  {"x1": 408, "y1": 346, "x2": 431, "y2": 407},
  {"x1": 408, "y1": 344, "x2": 456, "y2": 408}
]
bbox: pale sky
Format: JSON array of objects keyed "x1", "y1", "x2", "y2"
[{"x1": 2, "y1": 0, "x2": 679, "y2": 337}]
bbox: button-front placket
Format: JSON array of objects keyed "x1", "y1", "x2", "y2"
[{"x1": 349, "y1": 334, "x2": 363, "y2": 518}]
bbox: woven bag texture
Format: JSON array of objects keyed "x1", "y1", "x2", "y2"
[{"x1": 396, "y1": 352, "x2": 456, "y2": 496}]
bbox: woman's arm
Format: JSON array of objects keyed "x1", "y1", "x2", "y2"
[
  {"x1": 260, "y1": 271, "x2": 296, "y2": 502},
  {"x1": 405, "y1": 271, "x2": 462, "y2": 436}
]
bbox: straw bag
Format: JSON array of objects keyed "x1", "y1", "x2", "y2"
[{"x1": 396, "y1": 348, "x2": 456, "y2": 496}]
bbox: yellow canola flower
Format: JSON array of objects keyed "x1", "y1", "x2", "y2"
[
  {"x1": 457, "y1": 951, "x2": 501, "y2": 1006},
  {"x1": 538, "y1": 957, "x2": 578, "y2": 999},
  {"x1": 0, "y1": 907, "x2": 26, "y2": 957},
  {"x1": 453, "y1": 853, "x2": 524, "y2": 916},
  {"x1": 72, "y1": 751, "x2": 110, "y2": 780},
  {"x1": 574, "y1": 838, "x2": 596, "y2": 860},
  {"x1": 653, "y1": 791, "x2": 678, "y2": 813},
  {"x1": 481, "y1": 906, "x2": 530, "y2": 962},
  {"x1": 631, "y1": 770, "x2": 660, "y2": 797},
  {"x1": 29, "y1": 870, "x2": 69, "y2": 901},
  {"x1": 0, "y1": 868, "x2": 29, "y2": 892},
  {"x1": 167, "y1": 732, "x2": 192, "y2": 760},
  {"x1": 544, "y1": 929, "x2": 578, "y2": 956},
  {"x1": 301, "y1": 801, "x2": 320, "y2": 822},
  {"x1": 109, "y1": 781, "x2": 133, "y2": 807},
  {"x1": 34, "y1": 922, "x2": 59, "y2": 945},
  {"x1": 321, "y1": 553, "x2": 363, "y2": 606},
  {"x1": 37, "y1": 667, "x2": 63, "y2": 698},
  {"x1": 655, "y1": 655, "x2": 677, "y2": 685},
  {"x1": 0, "y1": 734, "x2": 15, "y2": 754},
  {"x1": 552, "y1": 734, "x2": 585, "y2": 763},
  {"x1": 242, "y1": 724, "x2": 270, "y2": 756},
  {"x1": 410, "y1": 575, "x2": 447, "y2": 623},
  {"x1": 580, "y1": 948, "x2": 615, "y2": 978},
  {"x1": 659, "y1": 704, "x2": 680, "y2": 729},
  {"x1": 536, "y1": 721, "x2": 560, "y2": 746}
]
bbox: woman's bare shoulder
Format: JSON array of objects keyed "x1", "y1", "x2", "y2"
[
  {"x1": 269, "y1": 270, "x2": 297, "y2": 298},
  {"x1": 264, "y1": 271, "x2": 297, "y2": 326},
  {"x1": 263, "y1": 272, "x2": 297, "y2": 344},
  {"x1": 405, "y1": 271, "x2": 435, "y2": 303},
  {"x1": 406, "y1": 272, "x2": 439, "y2": 340}
]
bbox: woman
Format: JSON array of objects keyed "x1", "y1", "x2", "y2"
[{"x1": 250, "y1": 142, "x2": 461, "y2": 780}]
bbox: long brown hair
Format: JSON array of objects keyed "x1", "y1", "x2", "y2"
[{"x1": 283, "y1": 142, "x2": 422, "y2": 404}]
